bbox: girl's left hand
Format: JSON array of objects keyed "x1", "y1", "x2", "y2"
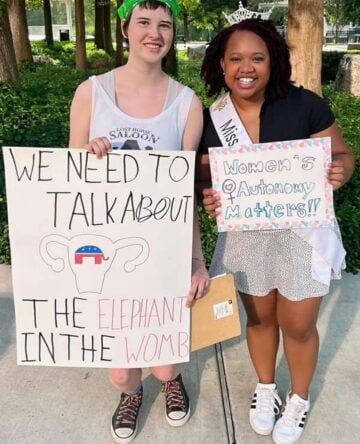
[
  {"x1": 328, "y1": 159, "x2": 346, "y2": 190},
  {"x1": 186, "y1": 259, "x2": 209, "y2": 308}
]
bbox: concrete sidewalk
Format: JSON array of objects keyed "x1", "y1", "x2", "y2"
[
  {"x1": 0, "y1": 264, "x2": 227, "y2": 444},
  {"x1": 219, "y1": 272, "x2": 360, "y2": 443},
  {"x1": 1, "y1": 264, "x2": 360, "y2": 443}
]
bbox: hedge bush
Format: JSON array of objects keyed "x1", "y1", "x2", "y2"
[
  {"x1": 333, "y1": 159, "x2": 360, "y2": 273},
  {"x1": 323, "y1": 86, "x2": 360, "y2": 273},
  {"x1": 1, "y1": 44, "x2": 360, "y2": 274},
  {"x1": 0, "y1": 42, "x2": 107, "y2": 264},
  {"x1": 323, "y1": 85, "x2": 360, "y2": 157}
]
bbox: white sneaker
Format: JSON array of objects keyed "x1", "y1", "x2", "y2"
[
  {"x1": 249, "y1": 382, "x2": 282, "y2": 435},
  {"x1": 272, "y1": 392, "x2": 310, "y2": 444}
]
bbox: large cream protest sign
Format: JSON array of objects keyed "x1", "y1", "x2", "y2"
[
  {"x1": 3, "y1": 147, "x2": 195, "y2": 368},
  {"x1": 209, "y1": 138, "x2": 335, "y2": 231}
]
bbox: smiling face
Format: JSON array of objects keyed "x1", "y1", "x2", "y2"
[
  {"x1": 221, "y1": 30, "x2": 271, "y2": 102},
  {"x1": 124, "y1": 5, "x2": 174, "y2": 64}
]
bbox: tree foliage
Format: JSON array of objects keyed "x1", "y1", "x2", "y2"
[
  {"x1": 342, "y1": 0, "x2": 360, "y2": 24},
  {"x1": 26, "y1": 0, "x2": 42, "y2": 10},
  {"x1": 324, "y1": 0, "x2": 346, "y2": 34},
  {"x1": 324, "y1": 0, "x2": 360, "y2": 29},
  {"x1": 179, "y1": 0, "x2": 238, "y2": 33}
]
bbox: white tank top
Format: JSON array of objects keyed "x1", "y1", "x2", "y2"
[{"x1": 89, "y1": 70, "x2": 195, "y2": 151}]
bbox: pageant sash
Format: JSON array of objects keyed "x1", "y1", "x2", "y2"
[
  {"x1": 209, "y1": 93, "x2": 252, "y2": 147},
  {"x1": 292, "y1": 225, "x2": 346, "y2": 285}
]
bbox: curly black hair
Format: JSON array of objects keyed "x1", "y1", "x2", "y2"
[{"x1": 201, "y1": 19, "x2": 291, "y2": 101}]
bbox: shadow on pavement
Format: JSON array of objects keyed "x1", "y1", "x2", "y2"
[{"x1": 0, "y1": 295, "x2": 15, "y2": 358}]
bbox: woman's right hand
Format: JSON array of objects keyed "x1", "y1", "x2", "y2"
[
  {"x1": 84, "y1": 137, "x2": 112, "y2": 158},
  {"x1": 202, "y1": 188, "x2": 221, "y2": 218}
]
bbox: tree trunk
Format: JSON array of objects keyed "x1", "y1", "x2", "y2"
[
  {"x1": 162, "y1": 21, "x2": 177, "y2": 76},
  {"x1": 95, "y1": 0, "x2": 105, "y2": 49},
  {"x1": 183, "y1": 11, "x2": 189, "y2": 42},
  {"x1": 115, "y1": 0, "x2": 124, "y2": 66},
  {"x1": 0, "y1": 1, "x2": 19, "y2": 84},
  {"x1": 334, "y1": 2, "x2": 342, "y2": 43},
  {"x1": 8, "y1": 0, "x2": 33, "y2": 63},
  {"x1": 163, "y1": 42, "x2": 178, "y2": 77},
  {"x1": 287, "y1": 0, "x2": 323, "y2": 95},
  {"x1": 103, "y1": 0, "x2": 114, "y2": 55},
  {"x1": 75, "y1": 0, "x2": 87, "y2": 70},
  {"x1": 43, "y1": 0, "x2": 53, "y2": 46}
]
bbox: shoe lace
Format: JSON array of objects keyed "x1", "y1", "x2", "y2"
[
  {"x1": 281, "y1": 399, "x2": 306, "y2": 427},
  {"x1": 162, "y1": 379, "x2": 185, "y2": 410},
  {"x1": 256, "y1": 388, "x2": 280, "y2": 415},
  {"x1": 114, "y1": 392, "x2": 142, "y2": 427}
]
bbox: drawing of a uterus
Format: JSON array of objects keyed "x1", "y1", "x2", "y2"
[{"x1": 40, "y1": 234, "x2": 150, "y2": 294}]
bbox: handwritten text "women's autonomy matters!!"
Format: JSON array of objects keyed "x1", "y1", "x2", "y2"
[
  {"x1": 222, "y1": 157, "x2": 320, "y2": 220},
  {"x1": 209, "y1": 139, "x2": 334, "y2": 231},
  {"x1": 8, "y1": 149, "x2": 193, "y2": 228}
]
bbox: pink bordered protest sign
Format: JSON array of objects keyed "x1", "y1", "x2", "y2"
[{"x1": 209, "y1": 137, "x2": 335, "y2": 232}]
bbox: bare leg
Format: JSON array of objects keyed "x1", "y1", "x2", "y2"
[
  {"x1": 150, "y1": 364, "x2": 181, "y2": 382},
  {"x1": 241, "y1": 290, "x2": 279, "y2": 383},
  {"x1": 108, "y1": 364, "x2": 180, "y2": 394},
  {"x1": 109, "y1": 368, "x2": 142, "y2": 393},
  {"x1": 277, "y1": 293, "x2": 322, "y2": 399},
  {"x1": 151, "y1": 364, "x2": 190, "y2": 427}
]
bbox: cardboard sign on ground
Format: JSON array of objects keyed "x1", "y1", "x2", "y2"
[{"x1": 191, "y1": 274, "x2": 241, "y2": 351}]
